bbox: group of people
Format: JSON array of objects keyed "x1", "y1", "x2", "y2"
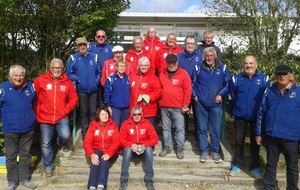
[{"x1": 0, "y1": 27, "x2": 299, "y2": 190}]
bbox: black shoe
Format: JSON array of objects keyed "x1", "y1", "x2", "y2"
[
  {"x1": 159, "y1": 149, "x2": 171, "y2": 157},
  {"x1": 119, "y1": 181, "x2": 127, "y2": 190},
  {"x1": 145, "y1": 181, "x2": 155, "y2": 190}
]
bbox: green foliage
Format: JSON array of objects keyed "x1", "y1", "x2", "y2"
[{"x1": 0, "y1": 0, "x2": 130, "y2": 81}]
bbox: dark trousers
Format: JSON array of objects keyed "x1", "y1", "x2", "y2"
[
  {"x1": 78, "y1": 92, "x2": 98, "y2": 139},
  {"x1": 232, "y1": 118, "x2": 260, "y2": 169},
  {"x1": 4, "y1": 130, "x2": 34, "y2": 183},
  {"x1": 88, "y1": 151, "x2": 110, "y2": 188},
  {"x1": 263, "y1": 136, "x2": 299, "y2": 190}
]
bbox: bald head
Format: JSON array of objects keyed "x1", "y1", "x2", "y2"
[
  {"x1": 243, "y1": 55, "x2": 258, "y2": 77},
  {"x1": 147, "y1": 27, "x2": 157, "y2": 40}
]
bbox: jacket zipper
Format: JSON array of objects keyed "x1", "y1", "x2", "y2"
[{"x1": 53, "y1": 80, "x2": 57, "y2": 124}]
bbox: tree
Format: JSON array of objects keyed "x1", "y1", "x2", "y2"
[
  {"x1": 202, "y1": 0, "x2": 300, "y2": 79},
  {"x1": 0, "y1": 0, "x2": 130, "y2": 80}
]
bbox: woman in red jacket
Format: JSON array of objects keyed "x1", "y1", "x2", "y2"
[{"x1": 83, "y1": 106, "x2": 120, "y2": 190}]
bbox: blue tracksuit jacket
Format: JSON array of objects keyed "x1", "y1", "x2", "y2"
[
  {"x1": 88, "y1": 42, "x2": 113, "y2": 68},
  {"x1": 178, "y1": 49, "x2": 202, "y2": 78}
]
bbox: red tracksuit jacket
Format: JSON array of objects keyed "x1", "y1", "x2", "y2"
[
  {"x1": 159, "y1": 68, "x2": 192, "y2": 108},
  {"x1": 144, "y1": 36, "x2": 163, "y2": 65},
  {"x1": 130, "y1": 71, "x2": 161, "y2": 118},
  {"x1": 34, "y1": 71, "x2": 78, "y2": 124},
  {"x1": 125, "y1": 49, "x2": 155, "y2": 75},
  {"x1": 83, "y1": 119, "x2": 120, "y2": 157},
  {"x1": 119, "y1": 117, "x2": 158, "y2": 148},
  {"x1": 156, "y1": 43, "x2": 183, "y2": 73}
]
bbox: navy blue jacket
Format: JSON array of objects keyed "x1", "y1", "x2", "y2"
[
  {"x1": 104, "y1": 73, "x2": 130, "y2": 109},
  {"x1": 66, "y1": 52, "x2": 101, "y2": 93},
  {"x1": 198, "y1": 41, "x2": 221, "y2": 62},
  {"x1": 89, "y1": 42, "x2": 113, "y2": 68},
  {"x1": 230, "y1": 71, "x2": 270, "y2": 121},
  {"x1": 256, "y1": 84, "x2": 300, "y2": 141},
  {"x1": 178, "y1": 49, "x2": 202, "y2": 78},
  {"x1": 0, "y1": 81, "x2": 35, "y2": 133},
  {"x1": 192, "y1": 61, "x2": 230, "y2": 108}
]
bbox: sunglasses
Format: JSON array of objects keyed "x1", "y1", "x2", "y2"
[
  {"x1": 132, "y1": 113, "x2": 142, "y2": 116},
  {"x1": 97, "y1": 35, "x2": 106, "y2": 39}
]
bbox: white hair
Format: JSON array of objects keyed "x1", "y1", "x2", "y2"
[
  {"x1": 138, "y1": 57, "x2": 150, "y2": 67},
  {"x1": 203, "y1": 47, "x2": 217, "y2": 58},
  {"x1": 50, "y1": 58, "x2": 64, "y2": 68},
  {"x1": 9, "y1": 65, "x2": 25, "y2": 79}
]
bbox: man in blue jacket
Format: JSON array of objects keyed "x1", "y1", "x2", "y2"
[
  {"x1": 192, "y1": 47, "x2": 230, "y2": 163},
  {"x1": 66, "y1": 37, "x2": 101, "y2": 139},
  {"x1": 256, "y1": 65, "x2": 300, "y2": 190},
  {"x1": 0, "y1": 65, "x2": 36, "y2": 190},
  {"x1": 104, "y1": 60, "x2": 130, "y2": 127},
  {"x1": 229, "y1": 56, "x2": 270, "y2": 177}
]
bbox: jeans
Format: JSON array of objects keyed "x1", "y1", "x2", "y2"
[
  {"x1": 78, "y1": 92, "x2": 98, "y2": 138},
  {"x1": 161, "y1": 108, "x2": 185, "y2": 150},
  {"x1": 4, "y1": 130, "x2": 34, "y2": 183},
  {"x1": 233, "y1": 118, "x2": 260, "y2": 169},
  {"x1": 120, "y1": 147, "x2": 154, "y2": 182},
  {"x1": 111, "y1": 107, "x2": 129, "y2": 127},
  {"x1": 40, "y1": 117, "x2": 70, "y2": 171},
  {"x1": 88, "y1": 150, "x2": 110, "y2": 188},
  {"x1": 263, "y1": 136, "x2": 299, "y2": 190},
  {"x1": 194, "y1": 102, "x2": 222, "y2": 154}
]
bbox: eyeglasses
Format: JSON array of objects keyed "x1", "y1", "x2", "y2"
[
  {"x1": 97, "y1": 35, "x2": 106, "y2": 39},
  {"x1": 132, "y1": 113, "x2": 142, "y2": 116},
  {"x1": 77, "y1": 43, "x2": 87, "y2": 47},
  {"x1": 51, "y1": 67, "x2": 62, "y2": 70}
]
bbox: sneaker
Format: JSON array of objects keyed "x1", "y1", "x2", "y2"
[
  {"x1": 250, "y1": 167, "x2": 263, "y2": 179},
  {"x1": 7, "y1": 182, "x2": 17, "y2": 190},
  {"x1": 45, "y1": 169, "x2": 53, "y2": 177},
  {"x1": 200, "y1": 152, "x2": 208, "y2": 163},
  {"x1": 19, "y1": 180, "x2": 37, "y2": 189},
  {"x1": 176, "y1": 149, "x2": 184, "y2": 159},
  {"x1": 89, "y1": 187, "x2": 96, "y2": 190},
  {"x1": 153, "y1": 149, "x2": 157, "y2": 156},
  {"x1": 211, "y1": 153, "x2": 222, "y2": 163},
  {"x1": 145, "y1": 181, "x2": 155, "y2": 190},
  {"x1": 159, "y1": 149, "x2": 171, "y2": 157},
  {"x1": 229, "y1": 165, "x2": 241, "y2": 176},
  {"x1": 97, "y1": 184, "x2": 105, "y2": 190},
  {"x1": 119, "y1": 181, "x2": 127, "y2": 190}
]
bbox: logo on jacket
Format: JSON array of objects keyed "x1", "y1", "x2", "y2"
[
  {"x1": 140, "y1": 129, "x2": 146, "y2": 135},
  {"x1": 155, "y1": 46, "x2": 160, "y2": 51},
  {"x1": 171, "y1": 79, "x2": 179, "y2": 86},
  {"x1": 46, "y1": 84, "x2": 52, "y2": 90},
  {"x1": 141, "y1": 83, "x2": 148, "y2": 89},
  {"x1": 94, "y1": 129, "x2": 100, "y2": 136},
  {"x1": 195, "y1": 57, "x2": 200, "y2": 62},
  {"x1": 163, "y1": 53, "x2": 167, "y2": 58},
  {"x1": 110, "y1": 65, "x2": 114, "y2": 70},
  {"x1": 290, "y1": 92, "x2": 296, "y2": 99},
  {"x1": 130, "y1": 57, "x2": 134, "y2": 62},
  {"x1": 256, "y1": 79, "x2": 261, "y2": 85},
  {"x1": 107, "y1": 130, "x2": 114, "y2": 136},
  {"x1": 60, "y1": 85, "x2": 66, "y2": 92},
  {"x1": 215, "y1": 69, "x2": 220, "y2": 75},
  {"x1": 105, "y1": 48, "x2": 109, "y2": 53},
  {"x1": 145, "y1": 46, "x2": 149, "y2": 50},
  {"x1": 24, "y1": 90, "x2": 30, "y2": 96},
  {"x1": 130, "y1": 128, "x2": 135, "y2": 135},
  {"x1": 89, "y1": 60, "x2": 94, "y2": 66}
]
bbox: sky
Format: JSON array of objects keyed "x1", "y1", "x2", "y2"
[{"x1": 125, "y1": 0, "x2": 205, "y2": 13}]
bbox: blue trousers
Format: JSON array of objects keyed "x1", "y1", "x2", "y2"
[
  {"x1": 88, "y1": 151, "x2": 110, "y2": 188},
  {"x1": 111, "y1": 107, "x2": 129, "y2": 127}
]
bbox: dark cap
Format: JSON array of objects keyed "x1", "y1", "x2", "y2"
[
  {"x1": 275, "y1": 64, "x2": 292, "y2": 75},
  {"x1": 166, "y1": 54, "x2": 178, "y2": 63}
]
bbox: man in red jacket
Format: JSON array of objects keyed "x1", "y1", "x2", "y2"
[
  {"x1": 125, "y1": 36, "x2": 155, "y2": 75},
  {"x1": 158, "y1": 54, "x2": 192, "y2": 159},
  {"x1": 119, "y1": 106, "x2": 158, "y2": 190},
  {"x1": 144, "y1": 27, "x2": 163, "y2": 66},
  {"x1": 156, "y1": 33, "x2": 183, "y2": 73},
  {"x1": 34, "y1": 58, "x2": 78, "y2": 177}
]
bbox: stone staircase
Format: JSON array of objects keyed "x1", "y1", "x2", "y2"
[{"x1": 0, "y1": 127, "x2": 295, "y2": 190}]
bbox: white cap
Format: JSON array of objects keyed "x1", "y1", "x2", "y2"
[{"x1": 112, "y1": 45, "x2": 124, "y2": 52}]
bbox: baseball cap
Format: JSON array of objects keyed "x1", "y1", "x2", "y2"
[
  {"x1": 166, "y1": 54, "x2": 178, "y2": 63},
  {"x1": 75, "y1": 37, "x2": 88, "y2": 45},
  {"x1": 112, "y1": 45, "x2": 124, "y2": 52},
  {"x1": 275, "y1": 64, "x2": 292, "y2": 75}
]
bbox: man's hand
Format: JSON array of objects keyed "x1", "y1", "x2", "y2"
[
  {"x1": 181, "y1": 106, "x2": 190, "y2": 113},
  {"x1": 101, "y1": 154, "x2": 110, "y2": 161},
  {"x1": 256, "y1": 136, "x2": 262, "y2": 145},
  {"x1": 131, "y1": 144, "x2": 137, "y2": 152},
  {"x1": 215, "y1": 95, "x2": 222, "y2": 104},
  {"x1": 91, "y1": 153, "x2": 100, "y2": 165}
]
